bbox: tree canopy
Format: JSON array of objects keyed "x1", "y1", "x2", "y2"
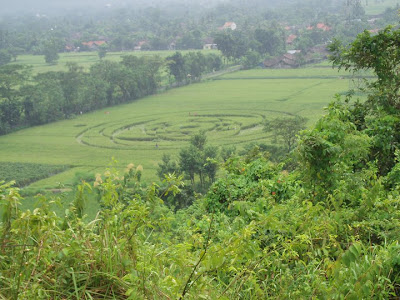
[{"x1": 329, "y1": 26, "x2": 400, "y2": 175}]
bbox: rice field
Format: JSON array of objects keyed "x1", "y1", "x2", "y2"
[{"x1": 0, "y1": 63, "x2": 355, "y2": 189}]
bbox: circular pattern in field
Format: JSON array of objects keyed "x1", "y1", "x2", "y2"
[{"x1": 76, "y1": 109, "x2": 294, "y2": 150}]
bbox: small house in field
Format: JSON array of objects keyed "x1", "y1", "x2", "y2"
[
  {"x1": 282, "y1": 53, "x2": 299, "y2": 67},
  {"x1": 220, "y1": 22, "x2": 237, "y2": 31},
  {"x1": 264, "y1": 44, "x2": 328, "y2": 68},
  {"x1": 263, "y1": 53, "x2": 301, "y2": 68},
  {"x1": 263, "y1": 57, "x2": 282, "y2": 68}
]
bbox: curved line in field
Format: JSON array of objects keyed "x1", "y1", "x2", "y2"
[
  {"x1": 75, "y1": 109, "x2": 299, "y2": 150},
  {"x1": 76, "y1": 123, "x2": 108, "y2": 145},
  {"x1": 111, "y1": 120, "x2": 155, "y2": 137}
]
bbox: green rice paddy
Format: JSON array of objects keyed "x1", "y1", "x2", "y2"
[{"x1": 0, "y1": 62, "x2": 356, "y2": 190}]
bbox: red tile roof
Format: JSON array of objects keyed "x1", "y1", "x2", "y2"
[
  {"x1": 286, "y1": 34, "x2": 297, "y2": 44},
  {"x1": 307, "y1": 23, "x2": 331, "y2": 31},
  {"x1": 316, "y1": 23, "x2": 331, "y2": 31},
  {"x1": 82, "y1": 41, "x2": 106, "y2": 47}
]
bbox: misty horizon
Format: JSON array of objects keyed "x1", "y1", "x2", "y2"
[{"x1": 0, "y1": 0, "x2": 231, "y2": 16}]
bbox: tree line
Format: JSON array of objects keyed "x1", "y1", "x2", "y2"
[{"x1": 0, "y1": 52, "x2": 223, "y2": 135}]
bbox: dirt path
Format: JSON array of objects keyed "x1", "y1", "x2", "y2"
[{"x1": 202, "y1": 65, "x2": 242, "y2": 80}]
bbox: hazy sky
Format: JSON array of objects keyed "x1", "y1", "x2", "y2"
[
  {"x1": 1, "y1": 0, "x2": 223, "y2": 15},
  {"x1": 1, "y1": 0, "x2": 152, "y2": 15}
]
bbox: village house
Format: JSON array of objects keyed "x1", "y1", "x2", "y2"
[
  {"x1": 307, "y1": 23, "x2": 331, "y2": 31},
  {"x1": 81, "y1": 40, "x2": 107, "y2": 50},
  {"x1": 263, "y1": 56, "x2": 282, "y2": 68},
  {"x1": 286, "y1": 34, "x2": 297, "y2": 45},
  {"x1": 263, "y1": 44, "x2": 328, "y2": 69},
  {"x1": 263, "y1": 53, "x2": 300, "y2": 68},
  {"x1": 316, "y1": 23, "x2": 331, "y2": 31},
  {"x1": 282, "y1": 53, "x2": 299, "y2": 67},
  {"x1": 219, "y1": 22, "x2": 237, "y2": 30},
  {"x1": 284, "y1": 24, "x2": 301, "y2": 32}
]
